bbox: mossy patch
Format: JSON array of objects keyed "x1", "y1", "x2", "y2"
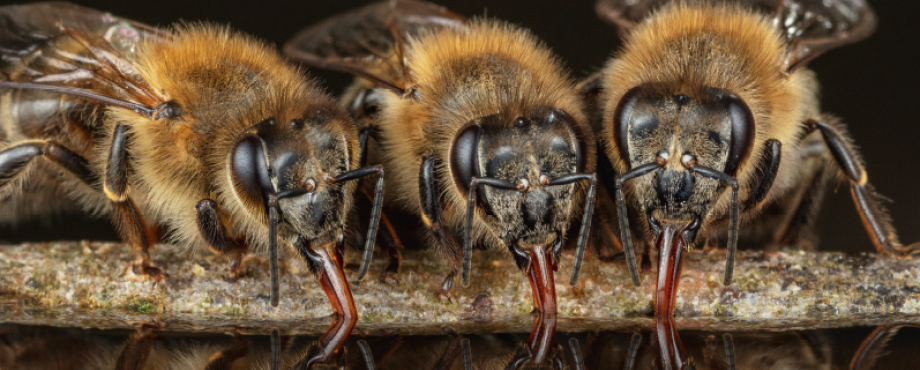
[{"x1": 128, "y1": 298, "x2": 158, "y2": 314}]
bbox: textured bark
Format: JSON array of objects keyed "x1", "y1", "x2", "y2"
[{"x1": 1, "y1": 242, "x2": 919, "y2": 334}]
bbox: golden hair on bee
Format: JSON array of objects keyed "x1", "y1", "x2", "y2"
[
  {"x1": 0, "y1": 2, "x2": 386, "y2": 315},
  {"x1": 590, "y1": 0, "x2": 918, "y2": 319},
  {"x1": 600, "y1": 1, "x2": 817, "y2": 189},
  {"x1": 380, "y1": 18, "x2": 591, "y2": 225},
  {"x1": 286, "y1": 0, "x2": 598, "y2": 313}
]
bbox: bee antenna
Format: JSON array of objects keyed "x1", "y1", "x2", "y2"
[
  {"x1": 684, "y1": 165, "x2": 739, "y2": 285},
  {"x1": 546, "y1": 173, "x2": 599, "y2": 286},
  {"x1": 230, "y1": 134, "x2": 283, "y2": 307},
  {"x1": 334, "y1": 165, "x2": 385, "y2": 280},
  {"x1": 271, "y1": 329, "x2": 281, "y2": 370},
  {"x1": 464, "y1": 177, "x2": 518, "y2": 287},
  {"x1": 614, "y1": 163, "x2": 662, "y2": 286},
  {"x1": 358, "y1": 340, "x2": 376, "y2": 370},
  {"x1": 723, "y1": 334, "x2": 736, "y2": 370},
  {"x1": 569, "y1": 338, "x2": 585, "y2": 370},
  {"x1": 267, "y1": 196, "x2": 281, "y2": 308},
  {"x1": 625, "y1": 333, "x2": 642, "y2": 370},
  {"x1": 461, "y1": 338, "x2": 472, "y2": 370}
]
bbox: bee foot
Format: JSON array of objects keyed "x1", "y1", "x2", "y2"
[
  {"x1": 437, "y1": 289, "x2": 453, "y2": 303},
  {"x1": 380, "y1": 271, "x2": 399, "y2": 285},
  {"x1": 893, "y1": 242, "x2": 920, "y2": 257},
  {"x1": 132, "y1": 263, "x2": 168, "y2": 284},
  {"x1": 223, "y1": 274, "x2": 240, "y2": 283}
]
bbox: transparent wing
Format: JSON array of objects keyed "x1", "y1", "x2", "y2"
[
  {"x1": 595, "y1": 0, "x2": 876, "y2": 71},
  {"x1": 284, "y1": 0, "x2": 468, "y2": 91},
  {"x1": 771, "y1": 0, "x2": 876, "y2": 71},
  {"x1": 595, "y1": 0, "x2": 669, "y2": 36},
  {"x1": 0, "y1": 2, "x2": 168, "y2": 116}
]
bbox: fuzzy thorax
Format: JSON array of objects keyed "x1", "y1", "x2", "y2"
[{"x1": 105, "y1": 25, "x2": 357, "y2": 255}]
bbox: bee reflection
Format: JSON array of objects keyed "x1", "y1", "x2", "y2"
[
  {"x1": 0, "y1": 322, "x2": 840, "y2": 369},
  {"x1": 577, "y1": 322, "x2": 832, "y2": 370}
]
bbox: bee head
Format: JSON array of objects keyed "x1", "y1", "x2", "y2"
[
  {"x1": 229, "y1": 109, "x2": 354, "y2": 247},
  {"x1": 612, "y1": 83, "x2": 754, "y2": 231},
  {"x1": 450, "y1": 108, "x2": 588, "y2": 250}
]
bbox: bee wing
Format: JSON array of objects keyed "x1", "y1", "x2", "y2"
[
  {"x1": 596, "y1": 0, "x2": 876, "y2": 71},
  {"x1": 0, "y1": 2, "x2": 169, "y2": 117},
  {"x1": 770, "y1": 0, "x2": 876, "y2": 71},
  {"x1": 284, "y1": 0, "x2": 468, "y2": 91},
  {"x1": 595, "y1": 0, "x2": 669, "y2": 37}
]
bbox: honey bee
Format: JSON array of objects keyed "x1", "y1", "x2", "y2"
[
  {"x1": 284, "y1": 0, "x2": 599, "y2": 312},
  {"x1": 0, "y1": 2, "x2": 386, "y2": 314},
  {"x1": 584, "y1": 0, "x2": 920, "y2": 316}
]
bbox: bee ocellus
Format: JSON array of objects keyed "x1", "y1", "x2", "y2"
[{"x1": 0, "y1": 2, "x2": 387, "y2": 317}]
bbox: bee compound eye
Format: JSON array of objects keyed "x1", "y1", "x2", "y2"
[
  {"x1": 450, "y1": 123, "x2": 482, "y2": 195},
  {"x1": 723, "y1": 94, "x2": 755, "y2": 176}
]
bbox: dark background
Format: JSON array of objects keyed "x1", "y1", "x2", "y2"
[{"x1": 1, "y1": 0, "x2": 918, "y2": 253}]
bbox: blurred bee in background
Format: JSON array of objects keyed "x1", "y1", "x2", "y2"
[
  {"x1": 285, "y1": 0, "x2": 599, "y2": 313},
  {"x1": 850, "y1": 325, "x2": 920, "y2": 370},
  {"x1": 0, "y1": 2, "x2": 386, "y2": 315},
  {"x1": 582, "y1": 0, "x2": 919, "y2": 317}
]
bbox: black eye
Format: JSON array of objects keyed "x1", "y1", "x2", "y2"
[
  {"x1": 613, "y1": 86, "x2": 643, "y2": 168},
  {"x1": 450, "y1": 123, "x2": 482, "y2": 196},
  {"x1": 551, "y1": 109, "x2": 588, "y2": 173},
  {"x1": 230, "y1": 135, "x2": 272, "y2": 211},
  {"x1": 723, "y1": 95, "x2": 755, "y2": 176}
]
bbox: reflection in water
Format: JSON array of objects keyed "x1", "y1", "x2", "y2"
[{"x1": 2, "y1": 320, "x2": 919, "y2": 369}]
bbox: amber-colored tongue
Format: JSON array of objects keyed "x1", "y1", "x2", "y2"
[
  {"x1": 297, "y1": 310, "x2": 358, "y2": 367},
  {"x1": 527, "y1": 244, "x2": 558, "y2": 313},
  {"x1": 298, "y1": 243, "x2": 358, "y2": 367},
  {"x1": 316, "y1": 244, "x2": 358, "y2": 320},
  {"x1": 526, "y1": 312, "x2": 559, "y2": 365},
  {"x1": 655, "y1": 315, "x2": 687, "y2": 370},
  {"x1": 654, "y1": 223, "x2": 689, "y2": 369},
  {"x1": 655, "y1": 223, "x2": 688, "y2": 317}
]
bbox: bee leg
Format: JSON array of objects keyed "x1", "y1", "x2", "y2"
[
  {"x1": 357, "y1": 188, "x2": 402, "y2": 284},
  {"x1": 202, "y1": 331, "x2": 250, "y2": 370},
  {"x1": 419, "y1": 154, "x2": 463, "y2": 300},
  {"x1": 776, "y1": 158, "x2": 829, "y2": 249},
  {"x1": 196, "y1": 199, "x2": 249, "y2": 281},
  {"x1": 114, "y1": 328, "x2": 157, "y2": 370},
  {"x1": 850, "y1": 325, "x2": 913, "y2": 370},
  {"x1": 641, "y1": 245, "x2": 653, "y2": 272},
  {"x1": 624, "y1": 333, "x2": 642, "y2": 370},
  {"x1": 377, "y1": 210, "x2": 402, "y2": 284},
  {"x1": 0, "y1": 140, "x2": 94, "y2": 191},
  {"x1": 807, "y1": 119, "x2": 920, "y2": 255},
  {"x1": 0, "y1": 139, "x2": 162, "y2": 280},
  {"x1": 103, "y1": 125, "x2": 165, "y2": 281},
  {"x1": 591, "y1": 209, "x2": 626, "y2": 262}
]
